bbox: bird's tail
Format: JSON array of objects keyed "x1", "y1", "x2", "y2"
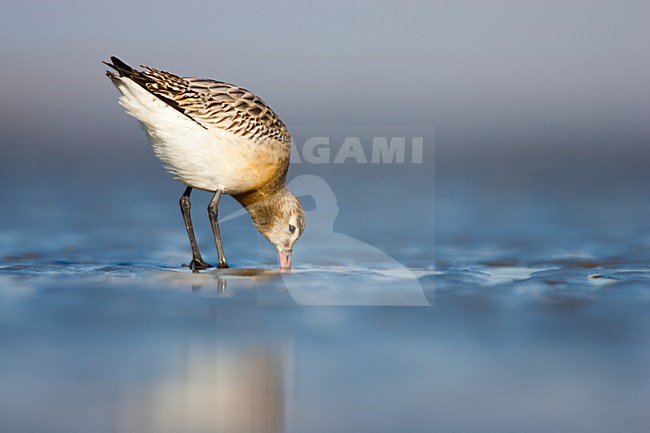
[{"x1": 103, "y1": 56, "x2": 137, "y2": 79}]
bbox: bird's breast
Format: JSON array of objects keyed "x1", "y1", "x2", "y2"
[{"x1": 151, "y1": 126, "x2": 289, "y2": 194}]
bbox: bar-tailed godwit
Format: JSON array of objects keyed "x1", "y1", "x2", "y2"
[{"x1": 104, "y1": 56, "x2": 304, "y2": 271}]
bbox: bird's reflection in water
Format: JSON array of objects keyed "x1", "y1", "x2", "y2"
[
  {"x1": 182, "y1": 268, "x2": 280, "y2": 294},
  {"x1": 119, "y1": 339, "x2": 288, "y2": 433},
  {"x1": 191, "y1": 277, "x2": 226, "y2": 293}
]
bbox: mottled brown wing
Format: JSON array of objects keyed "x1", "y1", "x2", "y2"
[
  {"x1": 185, "y1": 77, "x2": 291, "y2": 143},
  {"x1": 136, "y1": 66, "x2": 291, "y2": 145}
]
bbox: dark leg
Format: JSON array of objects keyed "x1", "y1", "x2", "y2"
[
  {"x1": 179, "y1": 187, "x2": 212, "y2": 271},
  {"x1": 207, "y1": 190, "x2": 229, "y2": 268}
]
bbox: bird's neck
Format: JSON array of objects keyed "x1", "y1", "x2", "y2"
[
  {"x1": 233, "y1": 182, "x2": 285, "y2": 209},
  {"x1": 235, "y1": 187, "x2": 288, "y2": 234}
]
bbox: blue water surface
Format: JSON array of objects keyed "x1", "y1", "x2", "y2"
[{"x1": 0, "y1": 144, "x2": 648, "y2": 433}]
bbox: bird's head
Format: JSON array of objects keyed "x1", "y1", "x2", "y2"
[{"x1": 247, "y1": 189, "x2": 305, "y2": 271}]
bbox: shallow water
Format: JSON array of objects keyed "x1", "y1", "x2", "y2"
[{"x1": 1, "y1": 158, "x2": 649, "y2": 432}]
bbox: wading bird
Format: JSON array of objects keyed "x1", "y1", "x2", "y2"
[{"x1": 104, "y1": 57, "x2": 304, "y2": 271}]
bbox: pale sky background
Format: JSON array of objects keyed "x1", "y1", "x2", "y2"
[{"x1": 0, "y1": 0, "x2": 648, "y2": 179}]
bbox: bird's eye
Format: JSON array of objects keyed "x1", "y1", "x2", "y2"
[{"x1": 288, "y1": 224, "x2": 296, "y2": 234}]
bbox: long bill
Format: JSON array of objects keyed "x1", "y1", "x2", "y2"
[{"x1": 278, "y1": 249, "x2": 292, "y2": 272}]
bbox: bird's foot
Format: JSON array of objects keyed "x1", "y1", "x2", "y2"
[
  {"x1": 216, "y1": 261, "x2": 229, "y2": 269},
  {"x1": 185, "y1": 258, "x2": 213, "y2": 272}
]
